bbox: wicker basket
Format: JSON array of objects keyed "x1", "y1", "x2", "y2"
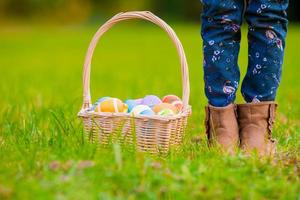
[{"x1": 78, "y1": 11, "x2": 191, "y2": 154}]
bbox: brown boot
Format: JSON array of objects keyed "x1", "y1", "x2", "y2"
[
  {"x1": 237, "y1": 102, "x2": 277, "y2": 156},
  {"x1": 205, "y1": 104, "x2": 239, "y2": 154}
]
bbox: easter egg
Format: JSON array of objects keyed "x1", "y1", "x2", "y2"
[
  {"x1": 95, "y1": 98, "x2": 128, "y2": 113},
  {"x1": 140, "y1": 109, "x2": 155, "y2": 116},
  {"x1": 131, "y1": 105, "x2": 154, "y2": 116},
  {"x1": 142, "y1": 95, "x2": 162, "y2": 108},
  {"x1": 153, "y1": 103, "x2": 178, "y2": 114},
  {"x1": 157, "y1": 108, "x2": 175, "y2": 116},
  {"x1": 171, "y1": 100, "x2": 183, "y2": 111},
  {"x1": 134, "y1": 98, "x2": 143, "y2": 104},
  {"x1": 125, "y1": 99, "x2": 142, "y2": 113},
  {"x1": 87, "y1": 97, "x2": 110, "y2": 112},
  {"x1": 162, "y1": 95, "x2": 183, "y2": 111},
  {"x1": 162, "y1": 95, "x2": 181, "y2": 103},
  {"x1": 96, "y1": 97, "x2": 111, "y2": 104}
]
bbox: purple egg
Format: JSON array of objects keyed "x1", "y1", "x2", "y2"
[{"x1": 142, "y1": 95, "x2": 162, "y2": 108}]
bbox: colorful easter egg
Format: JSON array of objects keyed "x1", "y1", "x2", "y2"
[
  {"x1": 96, "y1": 97, "x2": 111, "y2": 104},
  {"x1": 131, "y1": 105, "x2": 154, "y2": 116},
  {"x1": 134, "y1": 98, "x2": 143, "y2": 104},
  {"x1": 162, "y1": 94, "x2": 183, "y2": 111},
  {"x1": 88, "y1": 96, "x2": 110, "y2": 112},
  {"x1": 157, "y1": 108, "x2": 175, "y2": 116},
  {"x1": 142, "y1": 95, "x2": 162, "y2": 108},
  {"x1": 162, "y1": 95, "x2": 181, "y2": 103},
  {"x1": 153, "y1": 103, "x2": 178, "y2": 114},
  {"x1": 94, "y1": 98, "x2": 128, "y2": 113},
  {"x1": 171, "y1": 100, "x2": 183, "y2": 111},
  {"x1": 140, "y1": 109, "x2": 155, "y2": 116},
  {"x1": 125, "y1": 99, "x2": 142, "y2": 113}
]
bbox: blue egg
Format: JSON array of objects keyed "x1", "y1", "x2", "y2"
[
  {"x1": 140, "y1": 109, "x2": 155, "y2": 116},
  {"x1": 125, "y1": 99, "x2": 141, "y2": 113}
]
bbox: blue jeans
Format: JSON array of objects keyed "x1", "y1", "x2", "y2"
[{"x1": 201, "y1": 0, "x2": 289, "y2": 107}]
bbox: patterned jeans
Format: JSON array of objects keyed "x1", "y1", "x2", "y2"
[{"x1": 201, "y1": 0, "x2": 289, "y2": 107}]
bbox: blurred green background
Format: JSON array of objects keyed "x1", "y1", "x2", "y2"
[
  {"x1": 0, "y1": 1, "x2": 299, "y2": 199},
  {"x1": 1, "y1": 0, "x2": 300, "y2": 24}
]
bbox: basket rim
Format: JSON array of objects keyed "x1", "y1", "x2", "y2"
[{"x1": 78, "y1": 105, "x2": 191, "y2": 122}]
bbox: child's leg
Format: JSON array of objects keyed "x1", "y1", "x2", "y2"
[
  {"x1": 239, "y1": 0, "x2": 288, "y2": 156},
  {"x1": 242, "y1": 0, "x2": 289, "y2": 102},
  {"x1": 202, "y1": 0, "x2": 244, "y2": 153},
  {"x1": 201, "y1": 0, "x2": 244, "y2": 107}
]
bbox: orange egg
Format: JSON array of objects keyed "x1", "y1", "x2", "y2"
[
  {"x1": 152, "y1": 103, "x2": 178, "y2": 114},
  {"x1": 95, "y1": 98, "x2": 128, "y2": 113}
]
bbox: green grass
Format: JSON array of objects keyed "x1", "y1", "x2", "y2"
[{"x1": 0, "y1": 22, "x2": 299, "y2": 199}]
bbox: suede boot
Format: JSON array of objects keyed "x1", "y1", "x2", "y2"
[
  {"x1": 237, "y1": 102, "x2": 277, "y2": 156},
  {"x1": 205, "y1": 104, "x2": 239, "y2": 154}
]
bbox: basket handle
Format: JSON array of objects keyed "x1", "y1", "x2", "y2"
[{"x1": 82, "y1": 11, "x2": 190, "y2": 111}]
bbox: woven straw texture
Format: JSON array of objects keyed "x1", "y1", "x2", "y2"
[{"x1": 78, "y1": 11, "x2": 191, "y2": 154}]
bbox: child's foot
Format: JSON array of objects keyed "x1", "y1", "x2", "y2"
[
  {"x1": 205, "y1": 104, "x2": 239, "y2": 154},
  {"x1": 237, "y1": 102, "x2": 277, "y2": 157}
]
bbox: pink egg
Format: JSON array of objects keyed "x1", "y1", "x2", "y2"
[
  {"x1": 171, "y1": 100, "x2": 183, "y2": 111},
  {"x1": 162, "y1": 95, "x2": 181, "y2": 104},
  {"x1": 162, "y1": 95, "x2": 183, "y2": 111}
]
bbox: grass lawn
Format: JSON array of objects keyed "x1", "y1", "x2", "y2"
[{"x1": 0, "y1": 22, "x2": 299, "y2": 199}]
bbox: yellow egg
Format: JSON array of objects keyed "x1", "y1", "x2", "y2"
[{"x1": 94, "y1": 98, "x2": 128, "y2": 113}]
